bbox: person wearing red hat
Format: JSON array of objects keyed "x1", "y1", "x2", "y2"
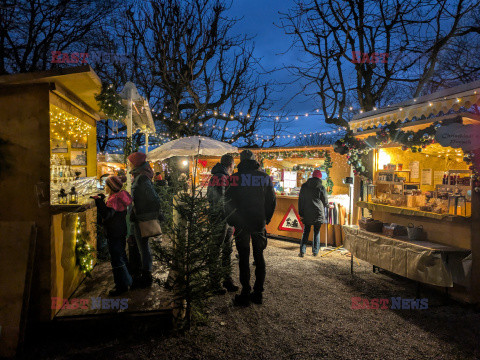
[
  {"x1": 298, "y1": 170, "x2": 329, "y2": 257},
  {"x1": 127, "y1": 152, "x2": 162, "y2": 288}
]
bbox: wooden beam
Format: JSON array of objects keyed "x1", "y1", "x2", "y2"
[
  {"x1": 50, "y1": 83, "x2": 99, "y2": 122},
  {"x1": 49, "y1": 91, "x2": 97, "y2": 127}
]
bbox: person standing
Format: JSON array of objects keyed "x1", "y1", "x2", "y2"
[
  {"x1": 128, "y1": 152, "x2": 162, "y2": 288},
  {"x1": 298, "y1": 170, "x2": 329, "y2": 257},
  {"x1": 226, "y1": 150, "x2": 276, "y2": 306},
  {"x1": 207, "y1": 154, "x2": 239, "y2": 294},
  {"x1": 92, "y1": 176, "x2": 133, "y2": 296}
]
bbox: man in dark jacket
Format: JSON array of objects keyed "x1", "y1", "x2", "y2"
[
  {"x1": 298, "y1": 170, "x2": 329, "y2": 257},
  {"x1": 206, "y1": 154, "x2": 239, "y2": 294},
  {"x1": 226, "y1": 150, "x2": 276, "y2": 306}
]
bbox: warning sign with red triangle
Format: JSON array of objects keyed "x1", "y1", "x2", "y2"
[{"x1": 278, "y1": 204, "x2": 304, "y2": 233}]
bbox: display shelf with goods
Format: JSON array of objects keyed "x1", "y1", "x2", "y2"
[{"x1": 49, "y1": 106, "x2": 100, "y2": 206}]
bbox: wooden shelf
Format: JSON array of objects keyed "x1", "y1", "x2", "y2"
[
  {"x1": 378, "y1": 169, "x2": 411, "y2": 173},
  {"x1": 377, "y1": 180, "x2": 404, "y2": 185}
]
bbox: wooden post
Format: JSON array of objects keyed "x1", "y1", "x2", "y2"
[
  {"x1": 126, "y1": 89, "x2": 133, "y2": 193},
  {"x1": 471, "y1": 187, "x2": 480, "y2": 303},
  {"x1": 352, "y1": 175, "x2": 361, "y2": 225}
]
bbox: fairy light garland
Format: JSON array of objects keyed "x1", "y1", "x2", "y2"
[
  {"x1": 50, "y1": 107, "x2": 93, "y2": 144},
  {"x1": 74, "y1": 215, "x2": 95, "y2": 276}
]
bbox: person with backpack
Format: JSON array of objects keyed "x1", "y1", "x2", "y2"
[{"x1": 298, "y1": 170, "x2": 329, "y2": 257}]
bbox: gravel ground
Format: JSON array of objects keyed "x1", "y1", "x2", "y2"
[{"x1": 29, "y1": 239, "x2": 480, "y2": 360}]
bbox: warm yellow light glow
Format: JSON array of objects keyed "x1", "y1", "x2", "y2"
[
  {"x1": 378, "y1": 149, "x2": 391, "y2": 170},
  {"x1": 182, "y1": 160, "x2": 188, "y2": 167}
]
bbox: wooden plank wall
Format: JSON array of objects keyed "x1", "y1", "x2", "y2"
[
  {"x1": 0, "y1": 84, "x2": 51, "y2": 321},
  {"x1": 0, "y1": 222, "x2": 36, "y2": 358}
]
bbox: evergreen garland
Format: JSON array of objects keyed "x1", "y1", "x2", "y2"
[
  {"x1": 95, "y1": 83, "x2": 127, "y2": 121},
  {"x1": 334, "y1": 121, "x2": 442, "y2": 179},
  {"x1": 74, "y1": 218, "x2": 95, "y2": 276},
  {"x1": 256, "y1": 149, "x2": 329, "y2": 160},
  {"x1": 257, "y1": 149, "x2": 334, "y2": 194}
]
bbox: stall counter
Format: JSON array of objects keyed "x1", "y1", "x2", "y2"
[{"x1": 266, "y1": 195, "x2": 341, "y2": 245}]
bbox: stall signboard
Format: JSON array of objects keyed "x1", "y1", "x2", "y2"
[
  {"x1": 435, "y1": 123, "x2": 480, "y2": 151},
  {"x1": 278, "y1": 204, "x2": 304, "y2": 233}
]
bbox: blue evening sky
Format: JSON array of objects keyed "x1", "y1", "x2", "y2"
[{"x1": 229, "y1": 0, "x2": 335, "y2": 137}]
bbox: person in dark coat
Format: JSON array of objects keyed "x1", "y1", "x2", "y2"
[
  {"x1": 226, "y1": 150, "x2": 276, "y2": 306},
  {"x1": 128, "y1": 152, "x2": 162, "y2": 288},
  {"x1": 92, "y1": 176, "x2": 133, "y2": 296},
  {"x1": 298, "y1": 170, "x2": 329, "y2": 257},
  {"x1": 207, "y1": 154, "x2": 239, "y2": 294}
]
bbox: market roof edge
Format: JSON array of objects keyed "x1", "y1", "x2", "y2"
[
  {"x1": 350, "y1": 80, "x2": 480, "y2": 132},
  {"x1": 0, "y1": 65, "x2": 102, "y2": 119}
]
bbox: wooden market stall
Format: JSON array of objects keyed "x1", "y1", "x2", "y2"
[
  {"x1": 97, "y1": 153, "x2": 126, "y2": 179},
  {"x1": 192, "y1": 146, "x2": 351, "y2": 245},
  {"x1": 345, "y1": 80, "x2": 480, "y2": 303},
  {"x1": 0, "y1": 65, "x2": 102, "y2": 335},
  {"x1": 250, "y1": 146, "x2": 351, "y2": 245}
]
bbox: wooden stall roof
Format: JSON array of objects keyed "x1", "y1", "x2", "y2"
[
  {"x1": 0, "y1": 65, "x2": 102, "y2": 119},
  {"x1": 349, "y1": 80, "x2": 480, "y2": 134}
]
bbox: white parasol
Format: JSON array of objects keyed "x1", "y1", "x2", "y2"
[{"x1": 146, "y1": 136, "x2": 238, "y2": 161}]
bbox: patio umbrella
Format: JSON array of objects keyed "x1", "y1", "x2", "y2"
[{"x1": 146, "y1": 136, "x2": 238, "y2": 161}]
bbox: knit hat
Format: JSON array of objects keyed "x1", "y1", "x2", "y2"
[
  {"x1": 128, "y1": 152, "x2": 147, "y2": 168},
  {"x1": 240, "y1": 149, "x2": 255, "y2": 162},
  {"x1": 106, "y1": 176, "x2": 125, "y2": 192},
  {"x1": 312, "y1": 170, "x2": 322, "y2": 179}
]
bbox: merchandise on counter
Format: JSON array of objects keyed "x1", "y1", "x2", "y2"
[
  {"x1": 382, "y1": 223, "x2": 408, "y2": 237},
  {"x1": 359, "y1": 217, "x2": 384, "y2": 233},
  {"x1": 407, "y1": 223, "x2": 426, "y2": 241}
]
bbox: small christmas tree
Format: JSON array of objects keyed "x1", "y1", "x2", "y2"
[{"x1": 152, "y1": 160, "x2": 228, "y2": 330}]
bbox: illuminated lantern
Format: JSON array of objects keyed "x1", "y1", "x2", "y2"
[
  {"x1": 58, "y1": 188, "x2": 67, "y2": 204},
  {"x1": 69, "y1": 187, "x2": 78, "y2": 204}
]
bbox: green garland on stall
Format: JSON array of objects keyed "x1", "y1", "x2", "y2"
[
  {"x1": 334, "y1": 121, "x2": 442, "y2": 179},
  {"x1": 258, "y1": 149, "x2": 334, "y2": 194},
  {"x1": 256, "y1": 149, "x2": 330, "y2": 160},
  {"x1": 323, "y1": 151, "x2": 334, "y2": 194},
  {"x1": 95, "y1": 83, "x2": 127, "y2": 121},
  {"x1": 75, "y1": 219, "x2": 95, "y2": 276}
]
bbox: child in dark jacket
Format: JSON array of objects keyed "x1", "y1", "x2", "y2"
[{"x1": 93, "y1": 176, "x2": 133, "y2": 296}]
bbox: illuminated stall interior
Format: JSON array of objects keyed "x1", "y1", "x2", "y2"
[
  {"x1": 370, "y1": 144, "x2": 472, "y2": 217},
  {"x1": 50, "y1": 105, "x2": 98, "y2": 204}
]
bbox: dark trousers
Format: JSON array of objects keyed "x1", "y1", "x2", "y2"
[
  {"x1": 235, "y1": 228, "x2": 267, "y2": 295},
  {"x1": 108, "y1": 236, "x2": 132, "y2": 289},
  {"x1": 209, "y1": 223, "x2": 235, "y2": 287},
  {"x1": 300, "y1": 224, "x2": 321, "y2": 255}
]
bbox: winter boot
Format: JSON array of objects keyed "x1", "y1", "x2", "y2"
[
  {"x1": 130, "y1": 273, "x2": 144, "y2": 289},
  {"x1": 142, "y1": 270, "x2": 153, "y2": 288},
  {"x1": 108, "y1": 287, "x2": 128, "y2": 297},
  {"x1": 223, "y1": 279, "x2": 239, "y2": 292},
  {"x1": 233, "y1": 293, "x2": 251, "y2": 307},
  {"x1": 250, "y1": 292, "x2": 263, "y2": 305}
]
